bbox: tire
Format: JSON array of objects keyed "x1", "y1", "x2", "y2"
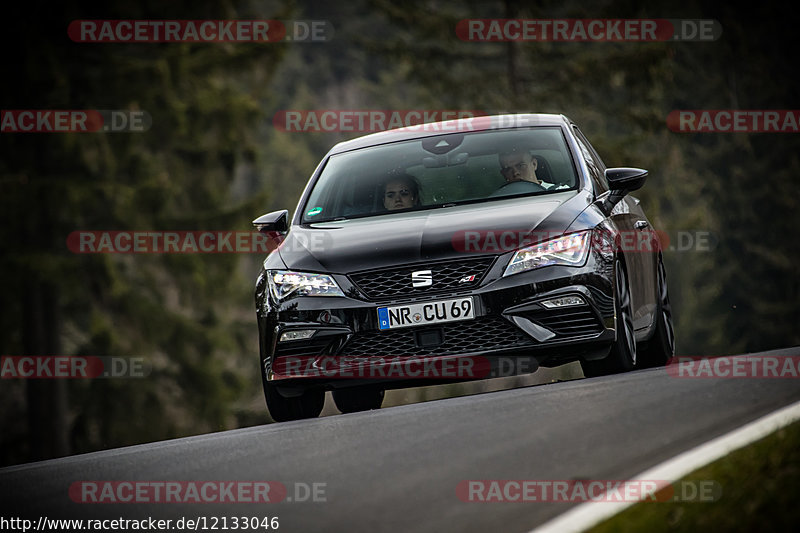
[
  {"x1": 332, "y1": 388, "x2": 385, "y2": 414},
  {"x1": 263, "y1": 379, "x2": 325, "y2": 422},
  {"x1": 638, "y1": 256, "x2": 675, "y2": 368},
  {"x1": 581, "y1": 259, "x2": 636, "y2": 377}
]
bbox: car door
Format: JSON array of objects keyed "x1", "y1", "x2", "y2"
[{"x1": 572, "y1": 127, "x2": 656, "y2": 332}]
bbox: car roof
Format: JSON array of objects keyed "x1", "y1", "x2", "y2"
[{"x1": 327, "y1": 113, "x2": 575, "y2": 155}]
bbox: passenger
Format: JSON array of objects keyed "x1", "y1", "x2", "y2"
[{"x1": 383, "y1": 174, "x2": 422, "y2": 210}]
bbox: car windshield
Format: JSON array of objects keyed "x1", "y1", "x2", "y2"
[{"x1": 301, "y1": 127, "x2": 578, "y2": 223}]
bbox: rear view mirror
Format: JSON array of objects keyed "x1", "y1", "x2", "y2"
[
  {"x1": 449, "y1": 152, "x2": 469, "y2": 165},
  {"x1": 422, "y1": 151, "x2": 469, "y2": 168}
]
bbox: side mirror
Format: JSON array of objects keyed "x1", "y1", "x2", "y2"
[
  {"x1": 605, "y1": 167, "x2": 648, "y2": 192},
  {"x1": 252, "y1": 210, "x2": 289, "y2": 233},
  {"x1": 600, "y1": 168, "x2": 648, "y2": 213}
]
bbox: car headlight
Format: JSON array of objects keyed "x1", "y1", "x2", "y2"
[
  {"x1": 267, "y1": 270, "x2": 345, "y2": 301},
  {"x1": 503, "y1": 231, "x2": 591, "y2": 277}
]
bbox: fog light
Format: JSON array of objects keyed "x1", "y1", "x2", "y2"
[
  {"x1": 279, "y1": 329, "x2": 316, "y2": 342},
  {"x1": 540, "y1": 296, "x2": 586, "y2": 309}
]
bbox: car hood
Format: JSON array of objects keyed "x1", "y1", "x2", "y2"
[{"x1": 278, "y1": 190, "x2": 589, "y2": 273}]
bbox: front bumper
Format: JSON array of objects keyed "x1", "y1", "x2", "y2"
[{"x1": 256, "y1": 247, "x2": 616, "y2": 391}]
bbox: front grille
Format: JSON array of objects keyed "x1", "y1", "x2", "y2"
[
  {"x1": 522, "y1": 307, "x2": 603, "y2": 338},
  {"x1": 349, "y1": 256, "x2": 496, "y2": 302},
  {"x1": 338, "y1": 316, "x2": 534, "y2": 358}
]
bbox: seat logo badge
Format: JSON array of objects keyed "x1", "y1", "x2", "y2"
[
  {"x1": 459, "y1": 274, "x2": 476, "y2": 283},
  {"x1": 411, "y1": 270, "x2": 433, "y2": 288}
]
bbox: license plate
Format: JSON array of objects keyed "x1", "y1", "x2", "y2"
[{"x1": 377, "y1": 297, "x2": 475, "y2": 330}]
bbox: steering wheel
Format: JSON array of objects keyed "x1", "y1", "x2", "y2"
[{"x1": 492, "y1": 180, "x2": 546, "y2": 196}]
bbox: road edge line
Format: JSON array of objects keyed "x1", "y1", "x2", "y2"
[{"x1": 529, "y1": 399, "x2": 800, "y2": 533}]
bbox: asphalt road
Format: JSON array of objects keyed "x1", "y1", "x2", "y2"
[{"x1": 2, "y1": 348, "x2": 799, "y2": 532}]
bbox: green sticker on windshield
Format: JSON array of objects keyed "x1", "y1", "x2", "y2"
[{"x1": 307, "y1": 207, "x2": 323, "y2": 217}]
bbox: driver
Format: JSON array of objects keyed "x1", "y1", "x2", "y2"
[{"x1": 499, "y1": 149, "x2": 544, "y2": 186}]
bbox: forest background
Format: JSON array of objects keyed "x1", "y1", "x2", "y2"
[{"x1": 1, "y1": 0, "x2": 798, "y2": 466}]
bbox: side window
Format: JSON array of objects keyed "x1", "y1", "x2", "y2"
[{"x1": 573, "y1": 127, "x2": 609, "y2": 194}]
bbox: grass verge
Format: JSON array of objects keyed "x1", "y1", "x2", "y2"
[{"x1": 589, "y1": 420, "x2": 800, "y2": 532}]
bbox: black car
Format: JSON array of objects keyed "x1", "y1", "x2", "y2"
[{"x1": 253, "y1": 114, "x2": 674, "y2": 421}]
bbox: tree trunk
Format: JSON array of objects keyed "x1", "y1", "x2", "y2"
[{"x1": 24, "y1": 279, "x2": 69, "y2": 461}]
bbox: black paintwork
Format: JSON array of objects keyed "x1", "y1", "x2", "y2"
[{"x1": 254, "y1": 114, "x2": 661, "y2": 393}]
